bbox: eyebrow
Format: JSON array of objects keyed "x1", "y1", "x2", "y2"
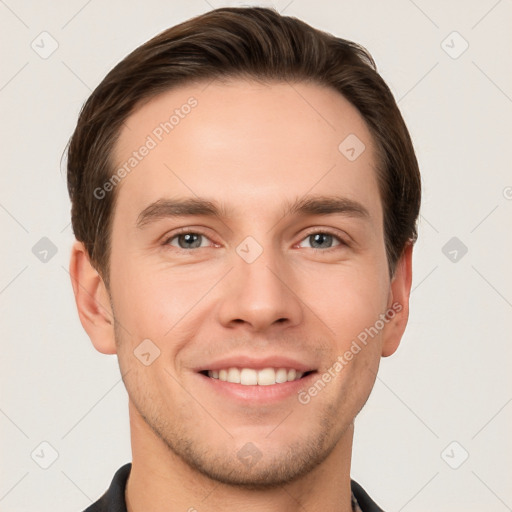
[{"x1": 136, "y1": 195, "x2": 370, "y2": 229}]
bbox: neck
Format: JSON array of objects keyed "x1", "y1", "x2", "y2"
[{"x1": 125, "y1": 401, "x2": 355, "y2": 512}]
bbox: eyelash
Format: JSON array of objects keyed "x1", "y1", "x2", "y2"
[
  {"x1": 298, "y1": 229, "x2": 349, "y2": 252},
  {"x1": 161, "y1": 228, "x2": 349, "y2": 253}
]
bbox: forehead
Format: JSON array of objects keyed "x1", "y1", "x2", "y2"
[{"x1": 112, "y1": 79, "x2": 381, "y2": 227}]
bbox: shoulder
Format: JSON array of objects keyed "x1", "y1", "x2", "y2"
[
  {"x1": 351, "y1": 479, "x2": 386, "y2": 512},
  {"x1": 82, "y1": 463, "x2": 132, "y2": 512}
]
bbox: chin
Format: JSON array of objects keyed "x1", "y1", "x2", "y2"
[{"x1": 178, "y1": 439, "x2": 333, "y2": 489}]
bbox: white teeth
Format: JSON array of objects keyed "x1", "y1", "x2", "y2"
[
  {"x1": 275, "y1": 368, "x2": 288, "y2": 383},
  {"x1": 257, "y1": 368, "x2": 275, "y2": 386},
  {"x1": 207, "y1": 367, "x2": 306, "y2": 385},
  {"x1": 227, "y1": 367, "x2": 240, "y2": 384},
  {"x1": 240, "y1": 368, "x2": 258, "y2": 385}
]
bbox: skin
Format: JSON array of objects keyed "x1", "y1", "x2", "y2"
[{"x1": 70, "y1": 79, "x2": 413, "y2": 512}]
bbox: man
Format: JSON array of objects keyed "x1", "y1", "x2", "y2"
[{"x1": 67, "y1": 6, "x2": 420, "y2": 511}]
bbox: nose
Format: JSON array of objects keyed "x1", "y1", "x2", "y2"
[{"x1": 216, "y1": 244, "x2": 303, "y2": 333}]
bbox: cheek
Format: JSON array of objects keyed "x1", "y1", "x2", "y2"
[
  {"x1": 297, "y1": 263, "x2": 389, "y2": 346},
  {"x1": 110, "y1": 257, "x2": 205, "y2": 338},
  {"x1": 118, "y1": 352, "x2": 183, "y2": 422}
]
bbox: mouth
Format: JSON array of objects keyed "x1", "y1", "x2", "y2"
[
  {"x1": 194, "y1": 355, "x2": 319, "y2": 403},
  {"x1": 200, "y1": 367, "x2": 315, "y2": 386}
]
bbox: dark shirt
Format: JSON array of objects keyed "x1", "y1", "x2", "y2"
[{"x1": 84, "y1": 463, "x2": 384, "y2": 512}]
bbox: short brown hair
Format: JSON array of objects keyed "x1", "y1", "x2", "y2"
[{"x1": 66, "y1": 7, "x2": 421, "y2": 286}]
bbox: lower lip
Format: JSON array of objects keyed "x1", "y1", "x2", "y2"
[{"x1": 196, "y1": 372, "x2": 317, "y2": 404}]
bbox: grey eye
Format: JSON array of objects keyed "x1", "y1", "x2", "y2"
[
  {"x1": 309, "y1": 233, "x2": 334, "y2": 249},
  {"x1": 175, "y1": 233, "x2": 204, "y2": 249}
]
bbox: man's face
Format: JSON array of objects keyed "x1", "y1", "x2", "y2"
[{"x1": 106, "y1": 79, "x2": 404, "y2": 486}]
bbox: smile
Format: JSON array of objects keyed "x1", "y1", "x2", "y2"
[{"x1": 203, "y1": 367, "x2": 312, "y2": 385}]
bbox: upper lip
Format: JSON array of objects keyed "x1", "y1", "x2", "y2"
[{"x1": 194, "y1": 355, "x2": 316, "y2": 373}]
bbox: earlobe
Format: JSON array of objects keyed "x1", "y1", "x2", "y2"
[
  {"x1": 381, "y1": 243, "x2": 414, "y2": 357},
  {"x1": 69, "y1": 240, "x2": 117, "y2": 355}
]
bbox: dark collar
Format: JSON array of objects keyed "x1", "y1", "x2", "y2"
[{"x1": 84, "y1": 463, "x2": 385, "y2": 512}]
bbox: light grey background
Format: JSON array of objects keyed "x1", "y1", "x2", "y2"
[{"x1": 1, "y1": 0, "x2": 511, "y2": 510}]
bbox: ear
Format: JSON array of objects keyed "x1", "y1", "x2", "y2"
[
  {"x1": 69, "y1": 240, "x2": 117, "y2": 354},
  {"x1": 381, "y1": 243, "x2": 413, "y2": 357}
]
